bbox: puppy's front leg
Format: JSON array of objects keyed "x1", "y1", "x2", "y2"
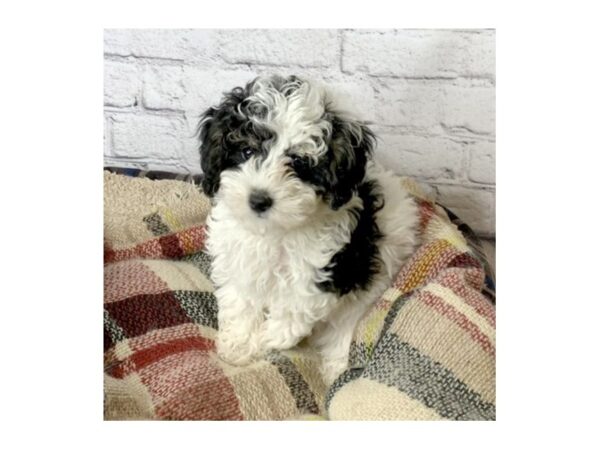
[
  {"x1": 262, "y1": 293, "x2": 338, "y2": 351},
  {"x1": 215, "y1": 285, "x2": 263, "y2": 365},
  {"x1": 261, "y1": 312, "x2": 312, "y2": 351}
]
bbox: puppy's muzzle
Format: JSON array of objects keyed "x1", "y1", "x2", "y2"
[{"x1": 249, "y1": 190, "x2": 273, "y2": 214}]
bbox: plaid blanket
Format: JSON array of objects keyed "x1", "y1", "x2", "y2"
[{"x1": 104, "y1": 170, "x2": 495, "y2": 420}]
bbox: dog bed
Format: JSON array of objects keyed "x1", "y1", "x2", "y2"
[{"x1": 103, "y1": 168, "x2": 495, "y2": 420}]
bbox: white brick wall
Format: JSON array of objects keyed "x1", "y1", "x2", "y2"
[{"x1": 104, "y1": 29, "x2": 495, "y2": 237}]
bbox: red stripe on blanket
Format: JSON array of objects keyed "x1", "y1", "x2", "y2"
[
  {"x1": 447, "y1": 253, "x2": 487, "y2": 290},
  {"x1": 104, "y1": 226, "x2": 207, "y2": 264},
  {"x1": 417, "y1": 199, "x2": 436, "y2": 234},
  {"x1": 142, "y1": 351, "x2": 243, "y2": 420},
  {"x1": 448, "y1": 252, "x2": 481, "y2": 269},
  {"x1": 158, "y1": 234, "x2": 184, "y2": 259},
  {"x1": 104, "y1": 260, "x2": 171, "y2": 304},
  {"x1": 105, "y1": 292, "x2": 191, "y2": 338},
  {"x1": 127, "y1": 323, "x2": 209, "y2": 353},
  {"x1": 105, "y1": 239, "x2": 163, "y2": 264},
  {"x1": 436, "y1": 270, "x2": 496, "y2": 327},
  {"x1": 419, "y1": 290, "x2": 495, "y2": 356},
  {"x1": 110, "y1": 335, "x2": 215, "y2": 378}
]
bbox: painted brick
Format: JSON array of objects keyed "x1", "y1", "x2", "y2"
[
  {"x1": 143, "y1": 65, "x2": 185, "y2": 110},
  {"x1": 343, "y1": 30, "x2": 494, "y2": 78},
  {"x1": 104, "y1": 29, "x2": 194, "y2": 59},
  {"x1": 111, "y1": 114, "x2": 185, "y2": 160},
  {"x1": 443, "y1": 85, "x2": 495, "y2": 134},
  {"x1": 374, "y1": 134, "x2": 464, "y2": 180},
  {"x1": 217, "y1": 29, "x2": 339, "y2": 67},
  {"x1": 375, "y1": 80, "x2": 495, "y2": 134},
  {"x1": 104, "y1": 61, "x2": 140, "y2": 107},
  {"x1": 104, "y1": 115, "x2": 110, "y2": 155},
  {"x1": 181, "y1": 68, "x2": 258, "y2": 116},
  {"x1": 182, "y1": 29, "x2": 221, "y2": 64},
  {"x1": 468, "y1": 140, "x2": 495, "y2": 184},
  {"x1": 325, "y1": 80, "x2": 377, "y2": 122}
]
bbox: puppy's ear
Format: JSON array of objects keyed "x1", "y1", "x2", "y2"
[
  {"x1": 197, "y1": 85, "x2": 253, "y2": 196},
  {"x1": 197, "y1": 108, "x2": 224, "y2": 197},
  {"x1": 325, "y1": 115, "x2": 376, "y2": 209}
]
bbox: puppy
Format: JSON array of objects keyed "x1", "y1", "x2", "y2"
[{"x1": 198, "y1": 75, "x2": 419, "y2": 383}]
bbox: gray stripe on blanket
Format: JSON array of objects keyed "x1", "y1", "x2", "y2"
[
  {"x1": 180, "y1": 251, "x2": 213, "y2": 277},
  {"x1": 266, "y1": 351, "x2": 320, "y2": 415},
  {"x1": 325, "y1": 292, "x2": 415, "y2": 410},
  {"x1": 352, "y1": 292, "x2": 415, "y2": 367},
  {"x1": 104, "y1": 309, "x2": 126, "y2": 344},
  {"x1": 324, "y1": 368, "x2": 363, "y2": 411},
  {"x1": 173, "y1": 290, "x2": 218, "y2": 329},
  {"x1": 363, "y1": 335, "x2": 496, "y2": 420},
  {"x1": 142, "y1": 212, "x2": 171, "y2": 236}
]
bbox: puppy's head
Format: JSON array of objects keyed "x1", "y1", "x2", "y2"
[{"x1": 198, "y1": 75, "x2": 375, "y2": 232}]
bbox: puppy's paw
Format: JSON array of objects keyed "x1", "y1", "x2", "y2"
[
  {"x1": 320, "y1": 357, "x2": 349, "y2": 386},
  {"x1": 261, "y1": 319, "x2": 307, "y2": 351},
  {"x1": 216, "y1": 332, "x2": 262, "y2": 366},
  {"x1": 262, "y1": 332, "x2": 296, "y2": 351}
]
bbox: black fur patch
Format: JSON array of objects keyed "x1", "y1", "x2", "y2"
[
  {"x1": 197, "y1": 80, "x2": 274, "y2": 196},
  {"x1": 317, "y1": 180, "x2": 384, "y2": 296},
  {"x1": 288, "y1": 117, "x2": 376, "y2": 210}
]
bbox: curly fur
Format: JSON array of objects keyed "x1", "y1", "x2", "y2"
[{"x1": 198, "y1": 75, "x2": 419, "y2": 383}]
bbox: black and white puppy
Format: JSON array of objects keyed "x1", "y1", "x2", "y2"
[{"x1": 198, "y1": 75, "x2": 419, "y2": 383}]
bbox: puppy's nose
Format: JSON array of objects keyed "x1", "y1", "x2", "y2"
[{"x1": 249, "y1": 190, "x2": 273, "y2": 213}]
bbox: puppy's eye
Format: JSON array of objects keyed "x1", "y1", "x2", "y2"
[
  {"x1": 289, "y1": 154, "x2": 303, "y2": 166},
  {"x1": 241, "y1": 148, "x2": 255, "y2": 160}
]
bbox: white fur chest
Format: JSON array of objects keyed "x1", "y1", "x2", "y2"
[{"x1": 206, "y1": 201, "x2": 354, "y2": 310}]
